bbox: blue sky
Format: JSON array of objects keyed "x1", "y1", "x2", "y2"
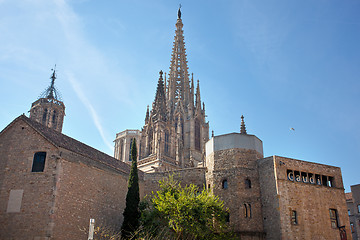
[{"x1": 0, "y1": 0, "x2": 359, "y2": 191}]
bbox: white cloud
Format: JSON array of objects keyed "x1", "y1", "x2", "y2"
[{"x1": 67, "y1": 71, "x2": 114, "y2": 152}]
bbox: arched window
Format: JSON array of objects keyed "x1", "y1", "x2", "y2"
[
  {"x1": 244, "y1": 203, "x2": 252, "y2": 218},
  {"x1": 52, "y1": 110, "x2": 57, "y2": 125},
  {"x1": 222, "y1": 179, "x2": 228, "y2": 189},
  {"x1": 195, "y1": 118, "x2": 201, "y2": 151},
  {"x1": 148, "y1": 128, "x2": 153, "y2": 155},
  {"x1": 42, "y1": 109, "x2": 48, "y2": 124},
  {"x1": 31, "y1": 152, "x2": 46, "y2": 172},
  {"x1": 164, "y1": 130, "x2": 170, "y2": 155},
  {"x1": 245, "y1": 179, "x2": 252, "y2": 189}
]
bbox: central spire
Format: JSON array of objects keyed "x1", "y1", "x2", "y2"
[{"x1": 167, "y1": 7, "x2": 191, "y2": 117}]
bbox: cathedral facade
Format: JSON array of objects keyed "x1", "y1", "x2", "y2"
[{"x1": 114, "y1": 8, "x2": 209, "y2": 173}]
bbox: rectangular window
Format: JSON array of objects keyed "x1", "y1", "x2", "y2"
[
  {"x1": 350, "y1": 223, "x2": 354, "y2": 233},
  {"x1": 7, "y1": 189, "x2": 24, "y2": 213},
  {"x1": 348, "y1": 209, "x2": 351, "y2": 216},
  {"x1": 358, "y1": 204, "x2": 360, "y2": 213},
  {"x1": 329, "y1": 209, "x2": 338, "y2": 228},
  {"x1": 31, "y1": 152, "x2": 46, "y2": 172},
  {"x1": 322, "y1": 175, "x2": 328, "y2": 186},
  {"x1": 328, "y1": 177, "x2": 334, "y2": 187},
  {"x1": 291, "y1": 210, "x2": 298, "y2": 225}
]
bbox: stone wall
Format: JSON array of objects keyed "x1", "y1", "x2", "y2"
[
  {"x1": 349, "y1": 184, "x2": 360, "y2": 240},
  {"x1": 206, "y1": 147, "x2": 265, "y2": 239},
  {"x1": 0, "y1": 119, "x2": 58, "y2": 239},
  {"x1": 0, "y1": 118, "x2": 139, "y2": 240},
  {"x1": 259, "y1": 156, "x2": 352, "y2": 240},
  {"x1": 52, "y1": 149, "x2": 134, "y2": 239}
]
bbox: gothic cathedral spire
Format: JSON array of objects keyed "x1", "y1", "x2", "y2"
[
  {"x1": 115, "y1": 8, "x2": 209, "y2": 172},
  {"x1": 167, "y1": 6, "x2": 191, "y2": 118}
]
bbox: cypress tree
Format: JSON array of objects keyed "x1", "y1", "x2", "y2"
[{"x1": 121, "y1": 138, "x2": 140, "y2": 238}]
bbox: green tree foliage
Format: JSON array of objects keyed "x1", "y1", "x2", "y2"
[
  {"x1": 121, "y1": 139, "x2": 140, "y2": 239},
  {"x1": 140, "y1": 176, "x2": 233, "y2": 240}
]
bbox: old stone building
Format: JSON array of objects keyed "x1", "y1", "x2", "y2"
[
  {"x1": 346, "y1": 184, "x2": 360, "y2": 239},
  {"x1": 0, "y1": 7, "x2": 352, "y2": 240},
  {"x1": 0, "y1": 75, "x2": 144, "y2": 239},
  {"x1": 114, "y1": 8, "x2": 209, "y2": 173}
]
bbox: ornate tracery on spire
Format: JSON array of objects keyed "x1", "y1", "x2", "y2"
[
  {"x1": 152, "y1": 71, "x2": 167, "y2": 122},
  {"x1": 167, "y1": 7, "x2": 191, "y2": 115}
]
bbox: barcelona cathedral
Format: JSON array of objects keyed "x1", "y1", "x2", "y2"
[
  {"x1": 0, "y1": 7, "x2": 354, "y2": 240},
  {"x1": 114, "y1": 8, "x2": 209, "y2": 173}
]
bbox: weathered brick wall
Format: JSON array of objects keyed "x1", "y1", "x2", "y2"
[
  {"x1": 0, "y1": 119, "x2": 141, "y2": 240},
  {"x1": 0, "y1": 119, "x2": 58, "y2": 239},
  {"x1": 260, "y1": 156, "x2": 352, "y2": 240},
  {"x1": 206, "y1": 148, "x2": 265, "y2": 239},
  {"x1": 350, "y1": 184, "x2": 360, "y2": 240},
  {"x1": 52, "y1": 149, "x2": 135, "y2": 239},
  {"x1": 258, "y1": 157, "x2": 282, "y2": 240},
  {"x1": 143, "y1": 167, "x2": 206, "y2": 197}
]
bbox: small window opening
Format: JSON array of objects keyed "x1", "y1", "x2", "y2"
[
  {"x1": 244, "y1": 203, "x2": 251, "y2": 218},
  {"x1": 208, "y1": 184, "x2": 210, "y2": 189},
  {"x1": 52, "y1": 110, "x2": 57, "y2": 125},
  {"x1": 308, "y1": 173, "x2": 315, "y2": 184},
  {"x1": 294, "y1": 171, "x2": 300, "y2": 182},
  {"x1": 358, "y1": 204, "x2": 360, "y2": 213},
  {"x1": 322, "y1": 175, "x2": 328, "y2": 186},
  {"x1": 328, "y1": 177, "x2": 334, "y2": 187},
  {"x1": 222, "y1": 179, "x2": 228, "y2": 189},
  {"x1": 42, "y1": 109, "x2": 48, "y2": 124},
  {"x1": 225, "y1": 212, "x2": 230, "y2": 223},
  {"x1": 348, "y1": 209, "x2": 351, "y2": 216},
  {"x1": 287, "y1": 170, "x2": 294, "y2": 181},
  {"x1": 245, "y1": 179, "x2": 251, "y2": 189},
  {"x1": 329, "y1": 209, "x2": 338, "y2": 228},
  {"x1": 350, "y1": 223, "x2": 354, "y2": 233},
  {"x1": 31, "y1": 152, "x2": 46, "y2": 172},
  {"x1": 315, "y1": 174, "x2": 321, "y2": 185},
  {"x1": 291, "y1": 210, "x2": 298, "y2": 225},
  {"x1": 301, "y1": 172, "x2": 308, "y2": 183}
]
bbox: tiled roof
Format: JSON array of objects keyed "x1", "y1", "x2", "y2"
[{"x1": 7, "y1": 115, "x2": 140, "y2": 177}]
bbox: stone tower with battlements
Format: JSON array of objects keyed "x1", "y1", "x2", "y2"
[
  {"x1": 114, "y1": 8, "x2": 209, "y2": 172},
  {"x1": 29, "y1": 68, "x2": 65, "y2": 132}
]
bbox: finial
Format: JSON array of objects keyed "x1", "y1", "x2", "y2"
[
  {"x1": 212, "y1": 130, "x2": 214, "y2": 138},
  {"x1": 240, "y1": 115, "x2": 247, "y2": 134},
  {"x1": 159, "y1": 70, "x2": 163, "y2": 78},
  {"x1": 178, "y1": 4, "x2": 182, "y2": 19}
]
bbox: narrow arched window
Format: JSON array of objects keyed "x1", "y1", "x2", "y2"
[
  {"x1": 31, "y1": 152, "x2": 46, "y2": 172},
  {"x1": 222, "y1": 179, "x2": 228, "y2": 189},
  {"x1": 42, "y1": 109, "x2": 48, "y2": 124},
  {"x1": 164, "y1": 130, "x2": 170, "y2": 154},
  {"x1": 245, "y1": 179, "x2": 252, "y2": 189},
  {"x1": 195, "y1": 118, "x2": 201, "y2": 150},
  {"x1": 52, "y1": 110, "x2": 57, "y2": 126}
]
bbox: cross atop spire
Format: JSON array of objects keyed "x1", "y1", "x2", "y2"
[{"x1": 240, "y1": 115, "x2": 247, "y2": 134}]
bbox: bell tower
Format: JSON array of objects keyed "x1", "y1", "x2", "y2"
[{"x1": 29, "y1": 67, "x2": 65, "y2": 132}]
